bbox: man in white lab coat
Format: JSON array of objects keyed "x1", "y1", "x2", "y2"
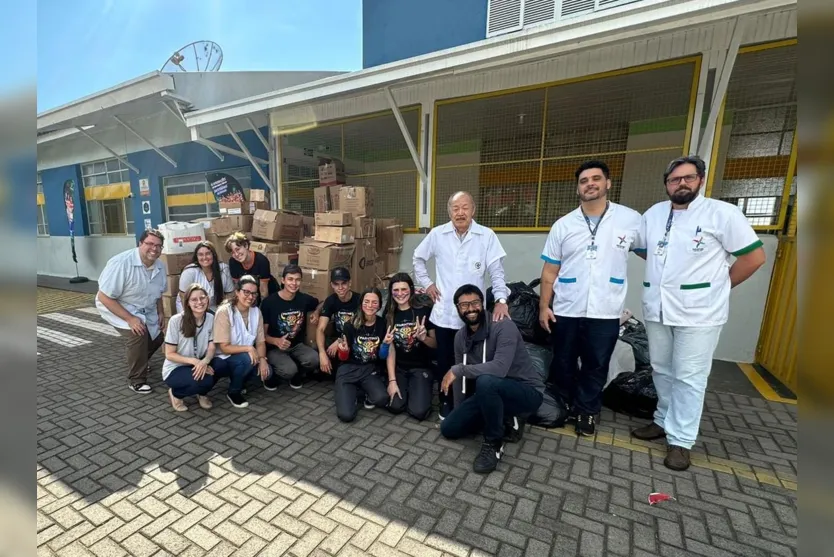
[
  {"x1": 539, "y1": 160, "x2": 642, "y2": 437},
  {"x1": 413, "y1": 191, "x2": 511, "y2": 419},
  {"x1": 631, "y1": 155, "x2": 766, "y2": 471}
]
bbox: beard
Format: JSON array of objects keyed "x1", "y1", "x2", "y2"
[
  {"x1": 578, "y1": 187, "x2": 605, "y2": 202},
  {"x1": 458, "y1": 308, "x2": 485, "y2": 328},
  {"x1": 668, "y1": 184, "x2": 701, "y2": 205}
]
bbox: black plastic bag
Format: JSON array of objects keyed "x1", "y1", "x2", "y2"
[
  {"x1": 528, "y1": 390, "x2": 568, "y2": 428},
  {"x1": 487, "y1": 280, "x2": 550, "y2": 346},
  {"x1": 619, "y1": 318, "x2": 651, "y2": 370},
  {"x1": 525, "y1": 342, "x2": 552, "y2": 384},
  {"x1": 601, "y1": 369, "x2": 657, "y2": 419}
]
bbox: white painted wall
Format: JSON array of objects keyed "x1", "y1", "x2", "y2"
[
  {"x1": 37, "y1": 236, "x2": 136, "y2": 281},
  {"x1": 396, "y1": 231, "x2": 777, "y2": 363}
]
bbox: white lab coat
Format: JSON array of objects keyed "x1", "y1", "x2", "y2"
[
  {"x1": 96, "y1": 248, "x2": 166, "y2": 339},
  {"x1": 639, "y1": 195, "x2": 763, "y2": 327},
  {"x1": 413, "y1": 220, "x2": 509, "y2": 330},
  {"x1": 541, "y1": 202, "x2": 642, "y2": 319}
]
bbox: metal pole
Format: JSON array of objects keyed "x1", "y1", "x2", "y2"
[
  {"x1": 75, "y1": 127, "x2": 139, "y2": 173},
  {"x1": 383, "y1": 87, "x2": 428, "y2": 184},
  {"x1": 224, "y1": 123, "x2": 274, "y2": 191},
  {"x1": 112, "y1": 115, "x2": 177, "y2": 168}
]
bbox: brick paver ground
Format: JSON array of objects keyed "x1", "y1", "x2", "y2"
[
  {"x1": 37, "y1": 300, "x2": 798, "y2": 557},
  {"x1": 37, "y1": 288, "x2": 96, "y2": 314}
]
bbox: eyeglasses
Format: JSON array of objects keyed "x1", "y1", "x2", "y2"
[
  {"x1": 240, "y1": 289, "x2": 258, "y2": 298},
  {"x1": 142, "y1": 241, "x2": 163, "y2": 250},
  {"x1": 665, "y1": 174, "x2": 700, "y2": 186},
  {"x1": 456, "y1": 300, "x2": 482, "y2": 311}
]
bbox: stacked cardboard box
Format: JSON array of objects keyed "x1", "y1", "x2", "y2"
[
  {"x1": 313, "y1": 157, "x2": 347, "y2": 213},
  {"x1": 251, "y1": 209, "x2": 304, "y2": 242},
  {"x1": 375, "y1": 218, "x2": 404, "y2": 276},
  {"x1": 158, "y1": 253, "x2": 191, "y2": 317},
  {"x1": 250, "y1": 240, "x2": 299, "y2": 278}
]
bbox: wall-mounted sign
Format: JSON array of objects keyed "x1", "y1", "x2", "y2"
[
  {"x1": 141, "y1": 200, "x2": 151, "y2": 215},
  {"x1": 206, "y1": 172, "x2": 245, "y2": 202},
  {"x1": 144, "y1": 218, "x2": 152, "y2": 231},
  {"x1": 139, "y1": 178, "x2": 150, "y2": 197}
]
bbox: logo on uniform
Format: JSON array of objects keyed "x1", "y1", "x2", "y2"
[
  {"x1": 474, "y1": 262, "x2": 481, "y2": 270},
  {"x1": 692, "y1": 237, "x2": 705, "y2": 252}
]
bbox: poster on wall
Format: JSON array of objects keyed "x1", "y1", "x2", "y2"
[
  {"x1": 144, "y1": 218, "x2": 152, "y2": 231},
  {"x1": 206, "y1": 172, "x2": 245, "y2": 203},
  {"x1": 139, "y1": 178, "x2": 150, "y2": 197}
]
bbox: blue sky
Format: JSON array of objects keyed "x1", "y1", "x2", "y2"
[{"x1": 37, "y1": 0, "x2": 363, "y2": 112}]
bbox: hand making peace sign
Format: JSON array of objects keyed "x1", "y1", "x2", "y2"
[
  {"x1": 383, "y1": 326, "x2": 395, "y2": 345},
  {"x1": 415, "y1": 315, "x2": 428, "y2": 342}
]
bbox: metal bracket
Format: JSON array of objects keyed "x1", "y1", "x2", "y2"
[
  {"x1": 383, "y1": 87, "x2": 428, "y2": 184},
  {"x1": 75, "y1": 127, "x2": 140, "y2": 174},
  {"x1": 246, "y1": 117, "x2": 270, "y2": 151},
  {"x1": 224, "y1": 123, "x2": 274, "y2": 191},
  {"x1": 162, "y1": 100, "x2": 224, "y2": 162},
  {"x1": 112, "y1": 115, "x2": 177, "y2": 168}
]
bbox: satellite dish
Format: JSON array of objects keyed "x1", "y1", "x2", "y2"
[{"x1": 161, "y1": 41, "x2": 223, "y2": 72}]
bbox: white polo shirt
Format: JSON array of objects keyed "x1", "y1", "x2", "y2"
[
  {"x1": 96, "y1": 248, "x2": 166, "y2": 339},
  {"x1": 413, "y1": 220, "x2": 509, "y2": 329},
  {"x1": 640, "y1": 195, "x2": 763, "y2": 327},
  {"x1": 541, "y1": 202, "x2": 642, "y2": 319}
]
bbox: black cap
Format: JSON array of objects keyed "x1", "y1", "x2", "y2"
[{"x1": 330, "y1": 267, "x2": 350, "y2": 282}]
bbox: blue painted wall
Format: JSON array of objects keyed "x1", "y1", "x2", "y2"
[
  {"x1": 38, "y1": 127, "x2": 270, "y2": 241},
  {"x1": 362, "y1": 0, "x2": 488, "y2": 68}
]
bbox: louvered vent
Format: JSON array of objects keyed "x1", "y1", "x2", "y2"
[
  {"x1": 524, "y1": 0, "x2": 556, "y2": 26},
  {"x1": 487, "y1": 0, "x2": 523, "y2": 36},
  {"x1": 597, "y1": 0, "x2": 641, "y2": 9},
  {"x1": 560, "y1": 0, "x2": 595, "y2": 18}
]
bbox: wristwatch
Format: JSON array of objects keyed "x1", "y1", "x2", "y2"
[{"x1": 498, "y1": 298, "x2": 507, "y2": 305}]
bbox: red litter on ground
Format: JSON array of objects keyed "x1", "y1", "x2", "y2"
[{"x1": 648, "y1": 492, "x2": 676, "y2": 505}]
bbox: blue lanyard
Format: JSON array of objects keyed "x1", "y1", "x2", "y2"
[
  {"x1": 580, "y1": 201, "x2": 609, "y2": 245},
  {"x1": 661, "y1": 207, "x2": 675, "y2": 245}
]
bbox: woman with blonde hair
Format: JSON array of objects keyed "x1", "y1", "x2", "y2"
[{"x1": 163, "y1": 284, "x2": 229, "y2": 411}]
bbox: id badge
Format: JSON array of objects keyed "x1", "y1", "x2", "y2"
[
  {"x1": 585, "y1": 244, "x2": 598, "y2": 260},
  {"x1": 654, "y1": 241, "x2": 667, "y2": 257}
]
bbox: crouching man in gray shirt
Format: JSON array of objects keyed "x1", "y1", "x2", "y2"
[{"x1": 440, "y1": 284, "x2": 545, "y2": 474}]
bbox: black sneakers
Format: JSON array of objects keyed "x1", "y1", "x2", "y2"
[
  {"x1": 262, "y1": 375, "x2": 280, "y2": 392},
  {"x1": 227, "y1": 392, "x2": 249, "y2": 408},
  {"x1": 503, "y1": 416, "x2": 525, "y2": 443},
  {"x1": 363, "y1": 396, "x2": 375, "y2": 410},
  {"x1": 576, "y1": 414, "x2": 596, "y2": 437},
  {"x1": 289, "y1": 373, "x2": 304, "y2": 390},
  {"x1": 129, "y1": 383, "x2": 152, "y2": 394},
  {"x1": 438, "y1": 400, "x2": 453, "y2": 421},
  {"x1": 473, "y1": 441, "x2": 505, "y2": 474}
]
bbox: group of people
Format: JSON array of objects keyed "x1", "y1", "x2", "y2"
[{"x1": 96, "y1": 154, "x2": 765, "y2": 474}]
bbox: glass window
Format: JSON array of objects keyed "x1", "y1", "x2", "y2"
[
  {"x1": 86, "y1": 198, "x2": 131, "y2": 235},
  {"x1": 163, "y1": 166, "x2": 251, "y2": 221},
  {"x1": 37, "y1": 172, "x2": 49, "y2": 236}
]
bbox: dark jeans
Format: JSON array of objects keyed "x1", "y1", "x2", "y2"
[
  {"x1": 550, "y1": 316, "x2": 620, "y2": 415},
  {"x1": 388, "y1": 366, "x2": 434, "y2": 421},
  {"x1": 440, "y1": 374, "x2": 543, "y2": 443},
  {"x1": 334, "y1": 363, "x2": 388, "y2": 423},
  {"x1": 266, "y1": 343, "x2": 320, "y2": 380},
  {"x1": 435, "y1": 326, "x2": 459, "y2": 407},
  {"x1": 220, "y1": 353, "x2": 259, "y2": 395},
  {"x1": 164, "y1": 357, "x2": 229, "y2": 399}
]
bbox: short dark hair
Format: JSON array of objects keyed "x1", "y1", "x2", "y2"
[
  {"x1": 575, "y1": 160, "x2": 610, "y2": 181},
  {"x1": 453, "y1": 284, "x2": 484, "y2": 306},
  {"x1": 139, "y1": 229, "x2": 164, "y2": 245},
  {"x1": 282, "y1": 264, "x2": 302, "y2": 278},
  {"x1": 663, "y1": 155, "x2": 706, "y2": 184}
]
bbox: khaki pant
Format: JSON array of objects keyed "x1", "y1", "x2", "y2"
[{"x1": 118, "y1": 329, "x2": 164, "y2": 383}]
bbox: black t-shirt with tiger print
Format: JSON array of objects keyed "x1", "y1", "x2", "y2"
[
  {"x1": 392, "y1": 306, "x2": 435, "y2": 369},
  {"x1": 261, "y1": 292, "x2": 319, "y2": 347},
  {"x1": 343, "y1": 317, "x2": 386, "y2": 365}
]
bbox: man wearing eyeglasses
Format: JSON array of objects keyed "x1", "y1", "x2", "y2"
[
  {"x1": 96, "y1": 229, "x2": 168, "y2": 394},
  {"x1": 631, "y1": 156, "x2": 766, "y2": 471}
]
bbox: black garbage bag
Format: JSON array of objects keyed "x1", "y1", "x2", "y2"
[
  {"x1": 525, "y1": 342, "x2": 552, "y2": 384},
  {"x1": 619, "y1": 318, "x2": 651, "y2": 370},
  {"x1": 487, "y1": 280, "x2": 550, "y2": 346},
  {"x1": 529, "y1": 390, "x2": 569, "y2": 428},
  {"x1": 601, "y1": 369, "x2": 657, "y2": 419}
]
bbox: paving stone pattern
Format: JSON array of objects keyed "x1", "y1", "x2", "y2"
[{"x1": 38, "y1": 305, "x2": 798, "y2": 556}]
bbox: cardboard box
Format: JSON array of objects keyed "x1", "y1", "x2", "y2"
[
  {"x1": 192, "y1": 216, "x2": 233, "y2": 237},
  {"x1": 251, "y1": 209, "x2": 304, "y2": 241},
  {"x1": 301, "y1": 268, "x2": 332, "y2": 300},
  {"x1": 158, "y1": 253, "x2": 192, "y2": 276},
  {"x1": 318, "y1": 158, "x2": 347, "y2": 187},
  {"x1": 354, "y1": 216, "x2": 375, "y2": 239},
  {"x1": 163, "y1": 274, "x2": 181, "y2": 297},
  {"x1": 302, "y1": 216, "x2": 315, "y2": 239},
  {"x1": 219, "y1": 200, "x2": 268, "y2": 215},
  {"x1": 249, "y1": 189, "x2": 267, "y2": 202},
  {"x1": 339, "y1": 186, "x2": 374, "y2": 217},
  {"x1": 266, "y1": 253, "x2": 297, "y2": 272},
  {"x1": 375, "y1": 273, "x2": 395, "y2": 292},
  {"x1": 227, "y1": 214, "x2": 254, "y2": 233},
  {"x1": 314, "y1": 226, "x2": 355, "y2": 244},
  {"x1": 382, "y1": 247, "x2": 403, "y2": 274},
  {"x1": 315, "y1": 211, "x2": 353, "y2": 227},
  {"x1": 250, "y1": 240, "x2": 299, "y2": 254},
  {"x1": 204, "y1": 232, "x2": 230, "y2": 252},
  {"x1": 299, "y1": 241, "x2": 354, "y2": 271},
  {"x1": 161, "y1": 295, "x2": 178, "y2": 318},
  {"x1": 375, "y1": 218, "x2": 404, "y2": 250},
  {"x1": 351, "y1": 238, "x2": 378, "y2": 289},
  {"x1": 314, "y1": 186, "x2": 342, "y2": 213}
]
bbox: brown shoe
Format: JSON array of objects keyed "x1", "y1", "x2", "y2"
[
  {"x1": 631, "y1": 423, "x2": 666, "y2": 440},
  {"x1": 169, "y1": 389, "x2": 187, "y2": 412},
  {"x1": 197, "y1": 395, "x2": 213, "y2": 410},
  {"x1": 664, "y1": 445, "x2": 691, "y2": 471}
]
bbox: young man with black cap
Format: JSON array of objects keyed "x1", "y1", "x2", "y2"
[
  {"x1": 439, "y1": 284, "x2": 545, "y2": 474},
  {"x1": 261, "y1": 265, "x2": 321, "y2": 390},
  {"x1": 317, "y1": 267, "x2": 360, "y2": 375}
]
